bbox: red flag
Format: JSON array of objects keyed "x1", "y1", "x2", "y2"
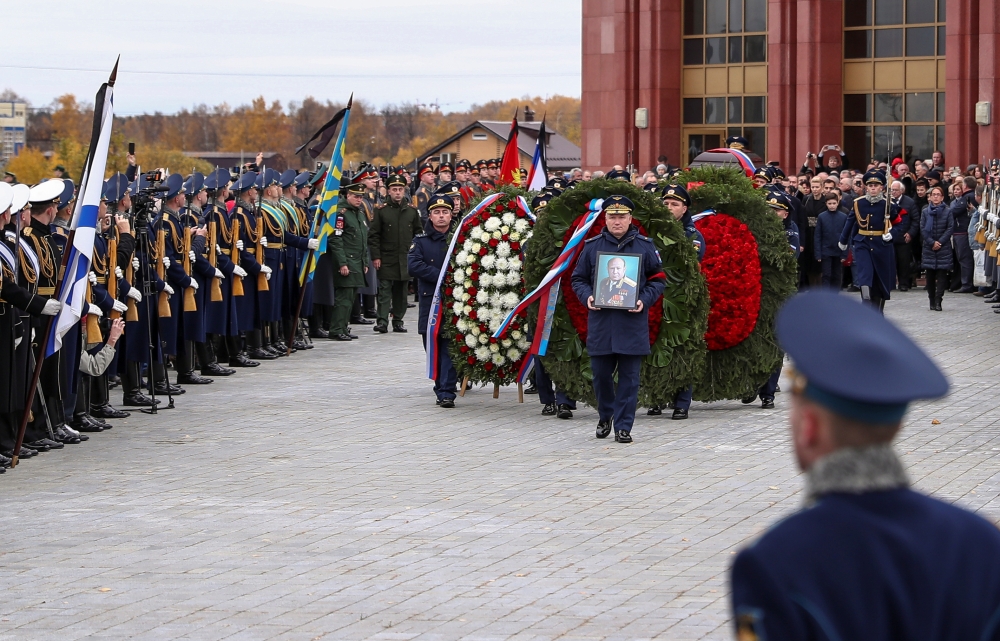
[{"x1": 498, "y1": 116, "x2": 521, "y2": 187}]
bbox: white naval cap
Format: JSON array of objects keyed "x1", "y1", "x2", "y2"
[{"x1": 27, "y1": 179, "x2": 65, "y2": 205}]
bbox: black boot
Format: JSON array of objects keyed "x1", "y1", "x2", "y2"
[
  {"x1": 176, "y1": 342, "x2": 213, "y2": 384},
  {"x1": 122, "y1": 361, "x2": 160, "y2": 407},
  {"x1": 199, "y1": 340, "x2": 234, "y2": 376}
]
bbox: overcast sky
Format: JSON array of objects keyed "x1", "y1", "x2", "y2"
[{"x1": 2, "y1": 0, "x2": 581, "y2": 115}]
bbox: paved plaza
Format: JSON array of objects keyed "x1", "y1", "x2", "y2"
[{"x1": 1, "y1": 290, "x2": 999, "y2": 641}]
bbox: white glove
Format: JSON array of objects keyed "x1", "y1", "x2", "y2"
[
  {"x1": 162, "y1": 256, "x2": 171, "y2": 268},
  {"x1": 838, "y1": 242, "x2": 848, "y2": 251},
  {"x1": 5, "y1": 231, "x2": 15, "y2": 243},
  {"x1": 232, "y1": 265, "x2": 248, "y2": 278},
  {"x1": 41, "y1": 299, "x2": 62, "y2": 316},
  {"x1": 188, "y1": 250, "x2": 196, "y2": 262},
  {"x1": 260, "y1": 265, "x2": 272, "y2": 275},
  {"x1": 112, "y1": 300, "x2": 128, "y2": 313},
  {"x1": 236, "y1": 240, "x2": 244, "y2": 251},
  {"x1": 132, "y1": 256, "x2": 140, "y2": 270},
  {"x1": 214, "y1": 268, "x2": 224, "y2": 279},
  {"x1": 87, "y1": 304, "x2": 103, "y2": 318},
  {"x1": 881, "y1": 232, "x2": 893, "y2": 242},
  {"x1": 189, "y1": 280, "x2": 199, "y2": 291},
  {"x1": 216, "y1": 243, "x2": 222, "y2": 255},
  {"x1": 88, "y1": 271, "x2": 97, "y2": 285},
  {"x1": 163, "y1": 283, "x2": 175, "y2": 295},
  {"x1": 307, "y1": 238, "x2": 320, "y2": 250},
  {"x1": 115, "y1": 266, "x2": 123, "y2": 279},
  {"x1": 260, "y1": 237, "x2": 268, "y2": 248},
  {"x1": 127, "y1": 287, "x2": 142, "y2": 302}
]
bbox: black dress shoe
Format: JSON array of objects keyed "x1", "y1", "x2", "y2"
[
  {"x1": 154, "y1": 383, "x2": 185, "y2": 395},
  {"x1": 541, "y1": 403, "x2": 557, "y2": 416},
  {"x1": 347, "y1": 331, "x2": 359, "y2": 339},
  {"x1": 439, "y1": 398, "x2": 455, "y2": 408},
  {"x1": 272, "y1": 341, "x2": 289, "y2": 353},
  {"x1": 351, "y1": 316, "x2": 375, "y2": 325},
  {"x1": 4, "y1": 447, "x2": 35, "y2": 459},
  {"x1": 72, "y1": 417, "x2": 102, "y2": 433},
  {"x1": 230, "y1": 353, "x2": 260, "y2": 367},
  {"x1": 596, "y1": 420, "x2": 612, "y2": 439},
  {"x1": 742, "y1": 394, "x2": 758, "y2": 404},
  {"x1": 392, "y1": 324, "x2": 407, "y2": 333},
  {"x1": 91, "y1": 404, "x2": 131, "y2": 419},
  {"x1": 262, "y1": 345, "x2": 283, "y2": 358},
  {"x1": 647, "y1": 406, "x2": 662, "y2": 416},
  {"x1": 177, "y1": 372, "x2": 214, "y2": 385},
  {"x1": 53, "y1": 425, "x2": 81, "y2": 444},
  {"x1": 123, "y1": 392, "x2": 161, "y2": 407},
  {"x1": 364, "y1": 310, "x2": 378, "y2": 319},
  {"x1": 247, "y1": 347, "x2": 277, "y2": 360},
  {"x1": 524, "y1": 382, "x2": 538, "y2": 395},
  {"x1": 761, "y1": 398, "x2": 775, "y2": 409},
  {"x1": 672, "y1": 408, "x2": 689, "y2": 420},
  {"x1": 407, "y1": 302, "x2": 416, "y2": 308},
  {"x1": 309, "y1": 328, "x2": 330, "y2": 339},
  {"x1": 331, "y1": 333, "x2": 354, "y2": 341},
  {"x1": 374, "y1": 323, "x2": 388, "y2": 334},
  {"x1": 29, "y1": 438, "x2": 62, "y2": 450},
  {"x1": 557, "y1": 404, "x2": 573, "y2": 419},
  {"x1": 202, "y1": 362, "x2": 235, "y2": 376},
  {"x1": 109, "y1": 375, "x2": 121, "y2": 389},
  {"x1": 957, "y1": 285, "x2": 977, "y2": 293},
  {"x1": 614, "y1": 429, "x2": 633, "y2": 443}
]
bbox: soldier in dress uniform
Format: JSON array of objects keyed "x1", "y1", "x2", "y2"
[
  {"x1": 483, "y1": 159, "x2": 499, "y2": 189},
  {"x1": 413, "y1": 163, "x2": 437, "y2": 223},
  {"x1": 407, "y1": 194, "x2": 458, "y2": 408},
  {"x1": 435, "y1": 181, "x2": 465, "y2": 218},
  {"x1": 231, "y1": 171, "x2": 275, "y2": 360},
  {"x1": 469, "y1": 161, "x2": 485, "y2": 195},
  {"x1": 838, "y1": 169, "x2": 900, "y2": 313},
  {"x1": 455, "y1": 160, "x2": 478, "y2": 203},
  {"x1": 327, "y1": 181, "x2": 370, "y2": 341},
  {"x1": 730, "y1": 289, "x2": 1000, "y2": 640},
  {"x1": 368, "y1": 174, "x2": 423, "y2": 334},
  {"x1": 436, "y1": 161, "x2": 453, "y2": 186},
  {"x1": 203, "y1": 168, "x2": 255, "y2": 369},
  {"x1": 279, "y1": 169, "x2": 315, "y2": 350},
  {"x1": 571, "y1": 195, "x2": 666, "y2": 443}
]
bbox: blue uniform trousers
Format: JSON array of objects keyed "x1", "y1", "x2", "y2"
[
  {"x1": 535, "y1": 361, "x2": 575, "y2": 408},
  {"x1": 590, "y1": 353, "x2": 642, "y2": 432},
  {"x1": 672, "y1": 385, "x2": 693, "y2": 411},
  {"x1": 758, "y1": 366, "x2": 781, "y2": 401},
  {"x1": 421, "y1": 333, "x2": 457, "y2": 402}
]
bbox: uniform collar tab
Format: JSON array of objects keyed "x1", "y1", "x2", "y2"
[{"x1": 805, "y1": 444, "x2": 909, "y2": 505}]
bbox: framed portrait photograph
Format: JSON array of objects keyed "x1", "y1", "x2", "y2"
[{"x1": 593, "y1": 252, "x2": 642, "y2": 310}]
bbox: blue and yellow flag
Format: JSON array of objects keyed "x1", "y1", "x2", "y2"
[{"x1": 299, "y1": 104, "x2": 351, "y2": 285}]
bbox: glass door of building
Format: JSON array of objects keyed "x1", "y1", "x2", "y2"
[{"x1": 684, "y1": 129, "x2": 726, "y2": 165}]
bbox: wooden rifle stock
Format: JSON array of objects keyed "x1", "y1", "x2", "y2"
[
  {"x1": 156, "y1": 225, "x2": 171, "y2": 317},
  {"x1": 85, "y1": 280, "x2": 102, "y2": 341},
  {"x1": 230, "y1": 218, "x2": 244, "y2": 296},
  {"x1": 256, "y1": 214, "x2": 269, "y2": 292},
  {"x1": 108, "y1": 236, "x2": 120, "y2": 320},
  {"x1": 125, "y1": 251, "x2": 139, "y2": 322},
  {"x1": 182, "y1": 226, "x2": 197, "y2": 312},
  {"x1": 208, "y1": 218, "x2": 223, "y2": 302}
]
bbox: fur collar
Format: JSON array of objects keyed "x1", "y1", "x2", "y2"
[{"x1": 805, "y1": 444, "x2": 908, "y2": 505}]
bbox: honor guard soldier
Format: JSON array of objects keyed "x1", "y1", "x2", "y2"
[
  {"x1": 279, "y1": 169, "x2": 315, "y2": 350},
  {"x1": 455, "y1": 160, "x2": 478, "y2": 202},
  {"x1": 838, "y1": 169, "x2": 900, "y2": 313},
  {"x1": 483, "y1": 159, "x2": 499, "y2": 189},
  {"x1": 435, "y1": 181, "x2": 465, "y2": 219},
  {"x1": 571, "y1": 195, "x2": 666, "y2": 443},
  {"x1": 0, "y1": 183, "x2": 66, "y2": 459},
  {"x1": 327, "y1": 181, "x2": 370, "y2": 341},
  {"x1": 650, "y1": 185, "x2": 704, "y2": 420},
  {"x1": 231, "y1": 171, "x2": 274, "y2": 361},
  {"x1": 413, "y1": 163, "x2": 437, "y2": 223},
  {"x1": 730, "y1": 290, "x2": 1000, "y2": 641},
  {"x1": 203, "y1": 168, "x2": 254, "y2": 369},
  {"x1": 408, "y1": 194, "x2": 458, "y2": 407},
  {"x1": 436, "y1": 161, "x2": 453, "y2": 186},
  {"x1": 368, "y1": 173, "x2": 422, "y2": 334},
  {"x1": 470, "y1": 161, "x2": 485, "y2": 194}
]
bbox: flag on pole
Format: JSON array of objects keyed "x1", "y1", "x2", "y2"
[
  {"x1": 497, "y1": 115, "x2": 521, "y2": 187},
  {"x1": 299, "y1": 96, "x2": 352, "y2": 285},
  {"x1": 44, "y1": 59, "x2": 118, "y2": 358},
  {"x1": 526, "y1": 117, "x2": 548, "y2": 191}
]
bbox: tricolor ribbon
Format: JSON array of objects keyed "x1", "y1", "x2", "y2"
[
  {"x1": 426, "y1": 193, "x2": 502, "y2": 380},
  {"x1": 493, "y1": 198, "x2": 606, "y2": 382}
]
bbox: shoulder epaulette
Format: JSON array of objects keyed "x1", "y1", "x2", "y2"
[
  {"x1": 415, "y1": 232, "x2": 427, "y2": 238},
  {"x1": 584, "y1": 235, "x2": 600, "y2": 243}
]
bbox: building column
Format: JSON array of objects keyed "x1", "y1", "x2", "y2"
[
  {"x1": 582, "y1": 0, "x2": 627, "y2": 171},
  {"x1": 946, "y1": 0, "x2": 979, "y2": 167},
  {"x1": 766, "y1": 0, "x2": 797, "y2": 169},
  {"x1": 978, "y1": 0, "x2": 1000, "y2": 160},
  {"x1": 637, "y1": 0, "x2": 683, "y2": 171}
]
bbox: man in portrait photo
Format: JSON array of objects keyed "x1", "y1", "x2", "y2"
[{"x1": 595, "y1": 256, "x2": 637, "y2": 308}]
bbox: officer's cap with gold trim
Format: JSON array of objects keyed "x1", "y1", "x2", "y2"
[
  {"x1": 58, "y1": 179, "x2": 76, "y2": 210},
  {"x1": 437, "y1": 162, "x2": 454, "y2": 174},
  {"x1": 602, "y1": 194, "x2": 634, "y2": 216},
  {"x1": 104, "y1": 172, "x2": 131, "y2": 203},
  {"x1": 661, "y1": 184, "x2": 691, "y2": 207},
  {"x1": 531, "y1": 193, "x2": 553, "y2": 210},
  {"x1": 435, "y1": 181, "x2": 462, "y2": 197},
  {"x1": 546, "y1": 177, "x2": 567, "y2": 190},
  {"x1": 204, "y1": 168, "x2": 232, "y2": 191},
  {"x1": 486, "y1": 158, "x2": 498, "y2": 169},
  {"x1": 254, "y1": 168, "x2": 281, "y2": 191},
  {"x1": 765, "y1": 191, "x2": 791, "y2": 211},
  {"x1": 753, "y1": 166, "x2": 773, "y2": 181},
  {"x1": 606, "y1": 168, "x2": 631, "y2": 182},
  {"x1": 386, "y1": 174, "x2": 407, "y2": 188},
  {"x1": 354, "y1": 163, "x2": 378, "y2": 181},
  {"x1": 455, "y1": 159, "x2": 472, "y2": 171},
  {"x1": 163, "y1": 173, "x2": 187, "y2": 200},
  {"x1": 428, "y1": 194, "x2": 454, "y2": 212},
  {"x1": 863, "y1": 169, "x2": 887, "y2": 186},
  {"x1": 418, "y1": 162, "x2": 435, "y2": 177},
  {"x1": 727, "y1": 135, "x2": 749, "y2": 150},
  {"x1": 344, "y1": 181, "x2": 367, "y2": 195}
]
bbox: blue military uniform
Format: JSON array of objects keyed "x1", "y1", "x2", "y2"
[
  {"x1": 838, "y1": 169, "x2": 900, "y2": 311},
  {"x1": 407, "y1": 196, "x2": 458, "y2": 405},
  {"x1": 571, "y1": 196, "x2": 666, "y2": 441},
  {"x1": 731, "y1": 290, "x2": 1000, "y2": 641}
]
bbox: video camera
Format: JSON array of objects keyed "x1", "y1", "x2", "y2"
[{"x1": 132, "y1": 169, "x2": 168, "y2": 226}]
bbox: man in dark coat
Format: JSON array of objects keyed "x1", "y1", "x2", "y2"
[
  {"x1": 369, "y1": 174, "x2": 422, "y2": 333},
  {"x1": 838, "y1": 169, "x2": 900, "y2": 313},
  {"x1": 407, "y1": 195, "x2": 458, "y2": 407},
  {"x1": 571, "y1": 195, "x2": 666, "y2": 443},
  {"x1": 327, "y1": 182, "x2": 370, "y2": 341},
  {"x1": 731, "y1": 290, "x2": 1000, "y2": 641},
  {"x1": 888, "y1": 179, "x2": 918, "y2": 291}
]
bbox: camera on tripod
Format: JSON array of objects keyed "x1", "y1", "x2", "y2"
[{"x1": 132, "y1": 169, "x2": 168, "y2": 226}]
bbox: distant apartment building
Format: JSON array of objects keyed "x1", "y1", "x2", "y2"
[{"x1": 0, "y1": 102, "x2": 27, "y2": 164}]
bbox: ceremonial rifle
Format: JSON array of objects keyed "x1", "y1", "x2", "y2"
[
  {"x1": 182, "y1": 210, "x2": 197, "y2": 312},
  {"x1": 156, "y1": 216, "x2": 171, "y2": 318},
  {"x1": 255, "y1": 165, "x2": 269, "y2": 293}
]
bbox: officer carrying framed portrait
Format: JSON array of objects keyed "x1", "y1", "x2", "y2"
[{"x1": 593, "y1": 252, "x2": 641, "y2": 310}]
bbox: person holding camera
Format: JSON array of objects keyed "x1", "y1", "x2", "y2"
[{"x1": 801, "y1": 145, "x2": 849, "y2": 175}]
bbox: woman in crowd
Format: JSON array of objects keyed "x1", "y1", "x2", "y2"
[{"x1": 921, "y1": 185, "x2": 954, "y2": 312}]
